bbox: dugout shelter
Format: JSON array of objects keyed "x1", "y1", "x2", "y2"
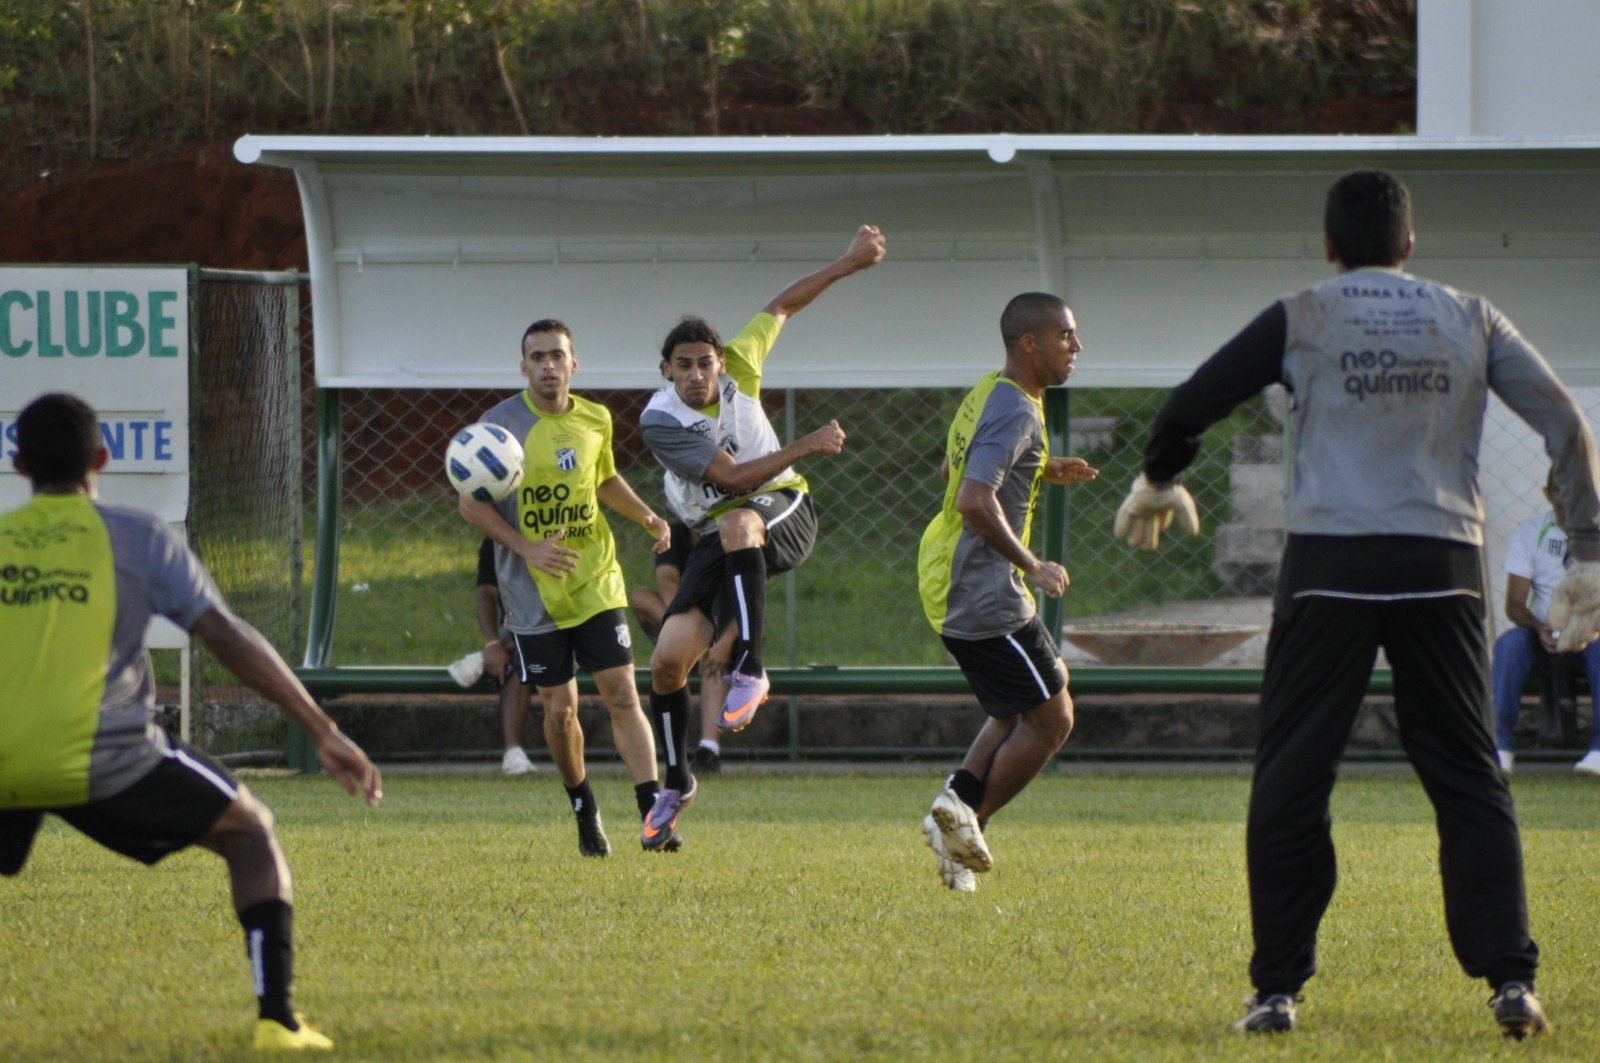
[{"x1": 236, "y1": 132, "x2": 1600, "y2": 721}]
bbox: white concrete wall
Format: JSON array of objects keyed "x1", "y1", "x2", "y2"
[{"x1": 1420, "y1": 0, "x2": 1600, "y2": 136}]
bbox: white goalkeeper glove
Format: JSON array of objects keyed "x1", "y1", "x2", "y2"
[
  {"x1": 1548, "y1": 561, "x2": 1600, "y2": 652},
  {"x1": 1113, "y1": 474, "x2": 1201, "y2": 551}
]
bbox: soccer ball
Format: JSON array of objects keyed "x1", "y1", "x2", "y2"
[{"x1": 445, "y1": 423, "x2": 524, "y2": 502}]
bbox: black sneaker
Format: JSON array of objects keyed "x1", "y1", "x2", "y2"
[
  {"x1": 1232, "y1": 993, "x2": 1298, "y2": 1034},
  {"x1": 690, "y1": 746, "x2": 722, "y2": 774},
  {"x1": 1490, "y1": 982, "x2": 1551, "y2": 1039},
  {"x1": 577, "y1": 812, "x2": 610, "y2": 858}
]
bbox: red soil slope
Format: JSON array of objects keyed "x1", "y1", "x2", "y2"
[{"x1": 0, "y1": 152, "x2": 307, "y2": 271}]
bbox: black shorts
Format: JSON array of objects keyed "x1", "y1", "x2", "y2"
[
  {"x1": 476, "y1": 536, "x2": 497, "y2": 587},
  {"x1": 665, "y1": 490, "x2": 817, "y2": 621},
  {"x1": 942, "y1": 616, "x2": 1067, "y2": 719},
  {"x1": 512, "y1": 607, "x2": 635, "y2": 687},
  {"x1": 0, "y1": 744, "x2": 238, "y2": 876},
  {"x1": 655, "y1": 521, "x2": 695, "y2": 574}
]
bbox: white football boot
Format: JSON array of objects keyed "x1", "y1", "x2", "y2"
[
  {"x1": 922, "y1": 815, "x2": 976, "y2": 892},
  {"x1": 929, "y1": 788, "x2": 993, "y2": 873}
]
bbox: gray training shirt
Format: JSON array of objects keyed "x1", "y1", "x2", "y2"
[{"x1": 1145, "y1": 266, "x2": 1600, "y2": 557}]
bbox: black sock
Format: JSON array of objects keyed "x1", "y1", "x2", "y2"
[
  {"x1": 650, "y1": 686, "x2": 693, "y2": 791},
  {"x1": 947, "y1": 769, "x2": 985, "y2": 812},
  {"x1": 725, "y1": 547, "x2": 768, "y2": 676},
  {"x1": 239, "y1": 898, "x2": 296, "y2": 1028},
  {"x1": 634, "y1": 780, "x2": 662, "y2": 818},
  {"x1": 1490, "y1": 971, "x2": 1536, "y2": 993},
  {"x1": 565, "y1": 778, "x2": 598, "y2": 819}
]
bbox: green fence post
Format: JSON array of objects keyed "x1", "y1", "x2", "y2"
[
  {"x1": 292, "y1": 386, "x2": 343, "y2": 773},
  {"x1": 1040, "y1": 386, "x2": 1071, "y2": 638},
  {"x1": 785, "y1": 389, "x2": 801, "y2": 760}
]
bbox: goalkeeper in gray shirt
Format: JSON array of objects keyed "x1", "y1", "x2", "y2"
[{"x1": 1116, "y1": 170, "x2": 1600, "y2": 1040}]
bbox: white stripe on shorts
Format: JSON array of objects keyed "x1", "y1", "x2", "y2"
[
  {"x1": 512, "y1": 634, "x2": 530, "y2": 685},
  {"x1": 167, "y1": 746, "x2": 239, "y2": 801},
  {"x1": 758, "y1": 490, "x2": 805, "y2": 530},
  {"x1": 1003, "y1": 632, "x2": 1051, "y2": 702},
  {"x1": 1292, "y1": 588, "x2": 1481, "y2": 602}
]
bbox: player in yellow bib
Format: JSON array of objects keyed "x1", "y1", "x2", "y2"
[
  {"x1": 1, "y1": 393, "x2": 382, "y2": 1052},
  {"x1": 459, "y1": 318, "x2": 674, "y2": 857},
  {"x1": 916, "y1": 293, "x2": 1097, "y2": 892}
]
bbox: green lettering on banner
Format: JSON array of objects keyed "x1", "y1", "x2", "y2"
[
  {"x1": 64, "y1": 291, "x2": 103, "y2": 357},
  {"x1": 105, "y1": 291, "x2": 144, "y2": 357},
  {"x1": 148, "y1": 291, "x2": 179, "y2": 357},
  {"x1": 35, "y1": 291, "x2": 64, "y2": 357},
  {"x1": 0, "y1": 290, "x2": 32, "y2": 356}
]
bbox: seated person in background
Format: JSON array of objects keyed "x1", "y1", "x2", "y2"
[
  {"x1": 629, "y1": 521, "x2": 734, "y2": 774},
  {"x1": 473, "y1": 541, "x2": 544, "y2": 771},
  {"x1": 449, "y1": 537, "x2": 539, "y2": 776},
  {"x1": 1493, "y1": 469, "x2": 1600, "y2": 775}
]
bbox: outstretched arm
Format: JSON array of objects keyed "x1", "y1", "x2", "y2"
[
  {"x1": 596, "y1": 474, "x2": 672, "y2": 554},
  {"x1": 1044, "y1": 456, "x2": 1099, "y2": 485},
  {"x1": 192, "y1": 607, "x2": 382, "y2": 806},
  {"x1": 702, "y1": 420, "x2": 847, "y2": 495},
  {"x1": 763, "y1": 225, "x2": 885, "y2": 325}
]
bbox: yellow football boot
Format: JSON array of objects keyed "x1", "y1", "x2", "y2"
[{"x1": 253, "y1": 1013, "x2": 334, "y2": 1051}]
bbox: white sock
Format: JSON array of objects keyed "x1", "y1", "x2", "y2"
[{"x1": 699, "y1": 739, "x2": 721, "y2": 755}]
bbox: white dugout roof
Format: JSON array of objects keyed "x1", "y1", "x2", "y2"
[{"x1": 235, "y1": 133, "x2": 1600, "y2": 390}]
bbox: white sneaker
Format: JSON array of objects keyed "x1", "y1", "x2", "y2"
[
  {"x1": 501, "y1": 747, "x2": 537, "y2": 775},
  {"x1": 1498, "y1": 749, "x2": 1514, "y2": 773},
  {"x1": 1574, "y1": 750, "x2": 1600, "y2": 776},
  {"x1": 448, "y1": 650, "x2": 485, "y2": 688},
  {"x1": 929, "y1": 788, "x2": 993, "y2": 873},
  {"x1": 922, "y1": 815, "x2": 976, "y2": 892}
]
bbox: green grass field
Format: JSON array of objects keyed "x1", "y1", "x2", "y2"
[{"x1": 6, "y1": 770, "x2": 1597, "y2": 1062}]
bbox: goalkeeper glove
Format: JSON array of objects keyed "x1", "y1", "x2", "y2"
[
  {"x1": 1113, "y1": 474, "x2": 1201, "y2": 551},
  {"x1": 1548, "y1": 561, "x2": 1600, "y2": 652}
]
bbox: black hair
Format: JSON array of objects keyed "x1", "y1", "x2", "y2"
[
  {"x1": 521, "y1": 318, "x2": 572, "y2": 352},
  {"x1": 1324, "y1": 170, "x2": 1413, "y2": 269},
  {"x1": 15, "y1": 392, "x2": 100, "y2": 488},
  {"x1": 999, "y1": 292, "x2": 1066, "y2": 351},
  {"x1": 659, "y1": 316, "x2": 723, "y2": 362}
]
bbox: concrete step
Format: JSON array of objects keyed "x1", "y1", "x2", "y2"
[
  {"x1": 168, "y1": 692, "x2": 1413, "y2": 760},
  {"x1": 1227, "y1": 464, "x2": 1288, "y2": 524},
  {"x1": 1215, "y1": 524, "x2": 1286, "y2": 562}
]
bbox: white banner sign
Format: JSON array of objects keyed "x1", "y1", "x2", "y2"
[{"x1": 1, "y1": 266, "x2": 192, "y2": 647}]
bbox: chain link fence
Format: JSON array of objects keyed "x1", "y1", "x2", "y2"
[
  {"x1": 179, "y1": 272, "x2": 1597, "y2": 757},
  {"x1": 320, "y1": 385, "x2": 1262, "y2": 671},
  {"x1": 174, "y1": 270, "x2": 304, "y2": 758}
]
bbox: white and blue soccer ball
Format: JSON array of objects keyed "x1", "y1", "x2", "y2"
[{"x1": 445, "y1": 423, "x2": 524, "y2": 503}]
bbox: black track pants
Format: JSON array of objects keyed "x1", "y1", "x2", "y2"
[{"x1": 1245, "y1": 591, "x2": 1539, "y2": 994}]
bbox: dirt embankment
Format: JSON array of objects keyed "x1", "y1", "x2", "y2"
[
  {"x1": 1, "y1": 150, "x2": 307, "y2": 271},
  {"x1": 1, "y1": 87, "x2": 1411, "y2": 272}
]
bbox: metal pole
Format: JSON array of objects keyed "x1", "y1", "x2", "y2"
[
  {"x1": 304, "y1": 387, "x2": 343, "y2": 669},
  {"x1": 785, "y1": 387, "x2": 800, "y2": 760},
  {"x1": 1040, "y1": 386, "x2": 1071, "y2": 639},
  {"x1": 293, "y1": 386, "x2": 343, "y2": 773}
]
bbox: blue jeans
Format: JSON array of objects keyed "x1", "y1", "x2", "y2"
[{"x1": 1491, "y1": 626, "x2": 1600, "y2": 751}]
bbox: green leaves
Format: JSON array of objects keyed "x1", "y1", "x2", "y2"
[{"x1": 3, "y1": 0, "x2": 1416, "y2": 151}]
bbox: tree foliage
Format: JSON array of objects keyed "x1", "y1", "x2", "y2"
[{"x1": 1, "y1": 0, "x2": 1415, "y2": 173}]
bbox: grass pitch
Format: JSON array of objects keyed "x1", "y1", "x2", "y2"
[{"x1": 4, "y1": 768, "x2": 1598, "y2": 1061}]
